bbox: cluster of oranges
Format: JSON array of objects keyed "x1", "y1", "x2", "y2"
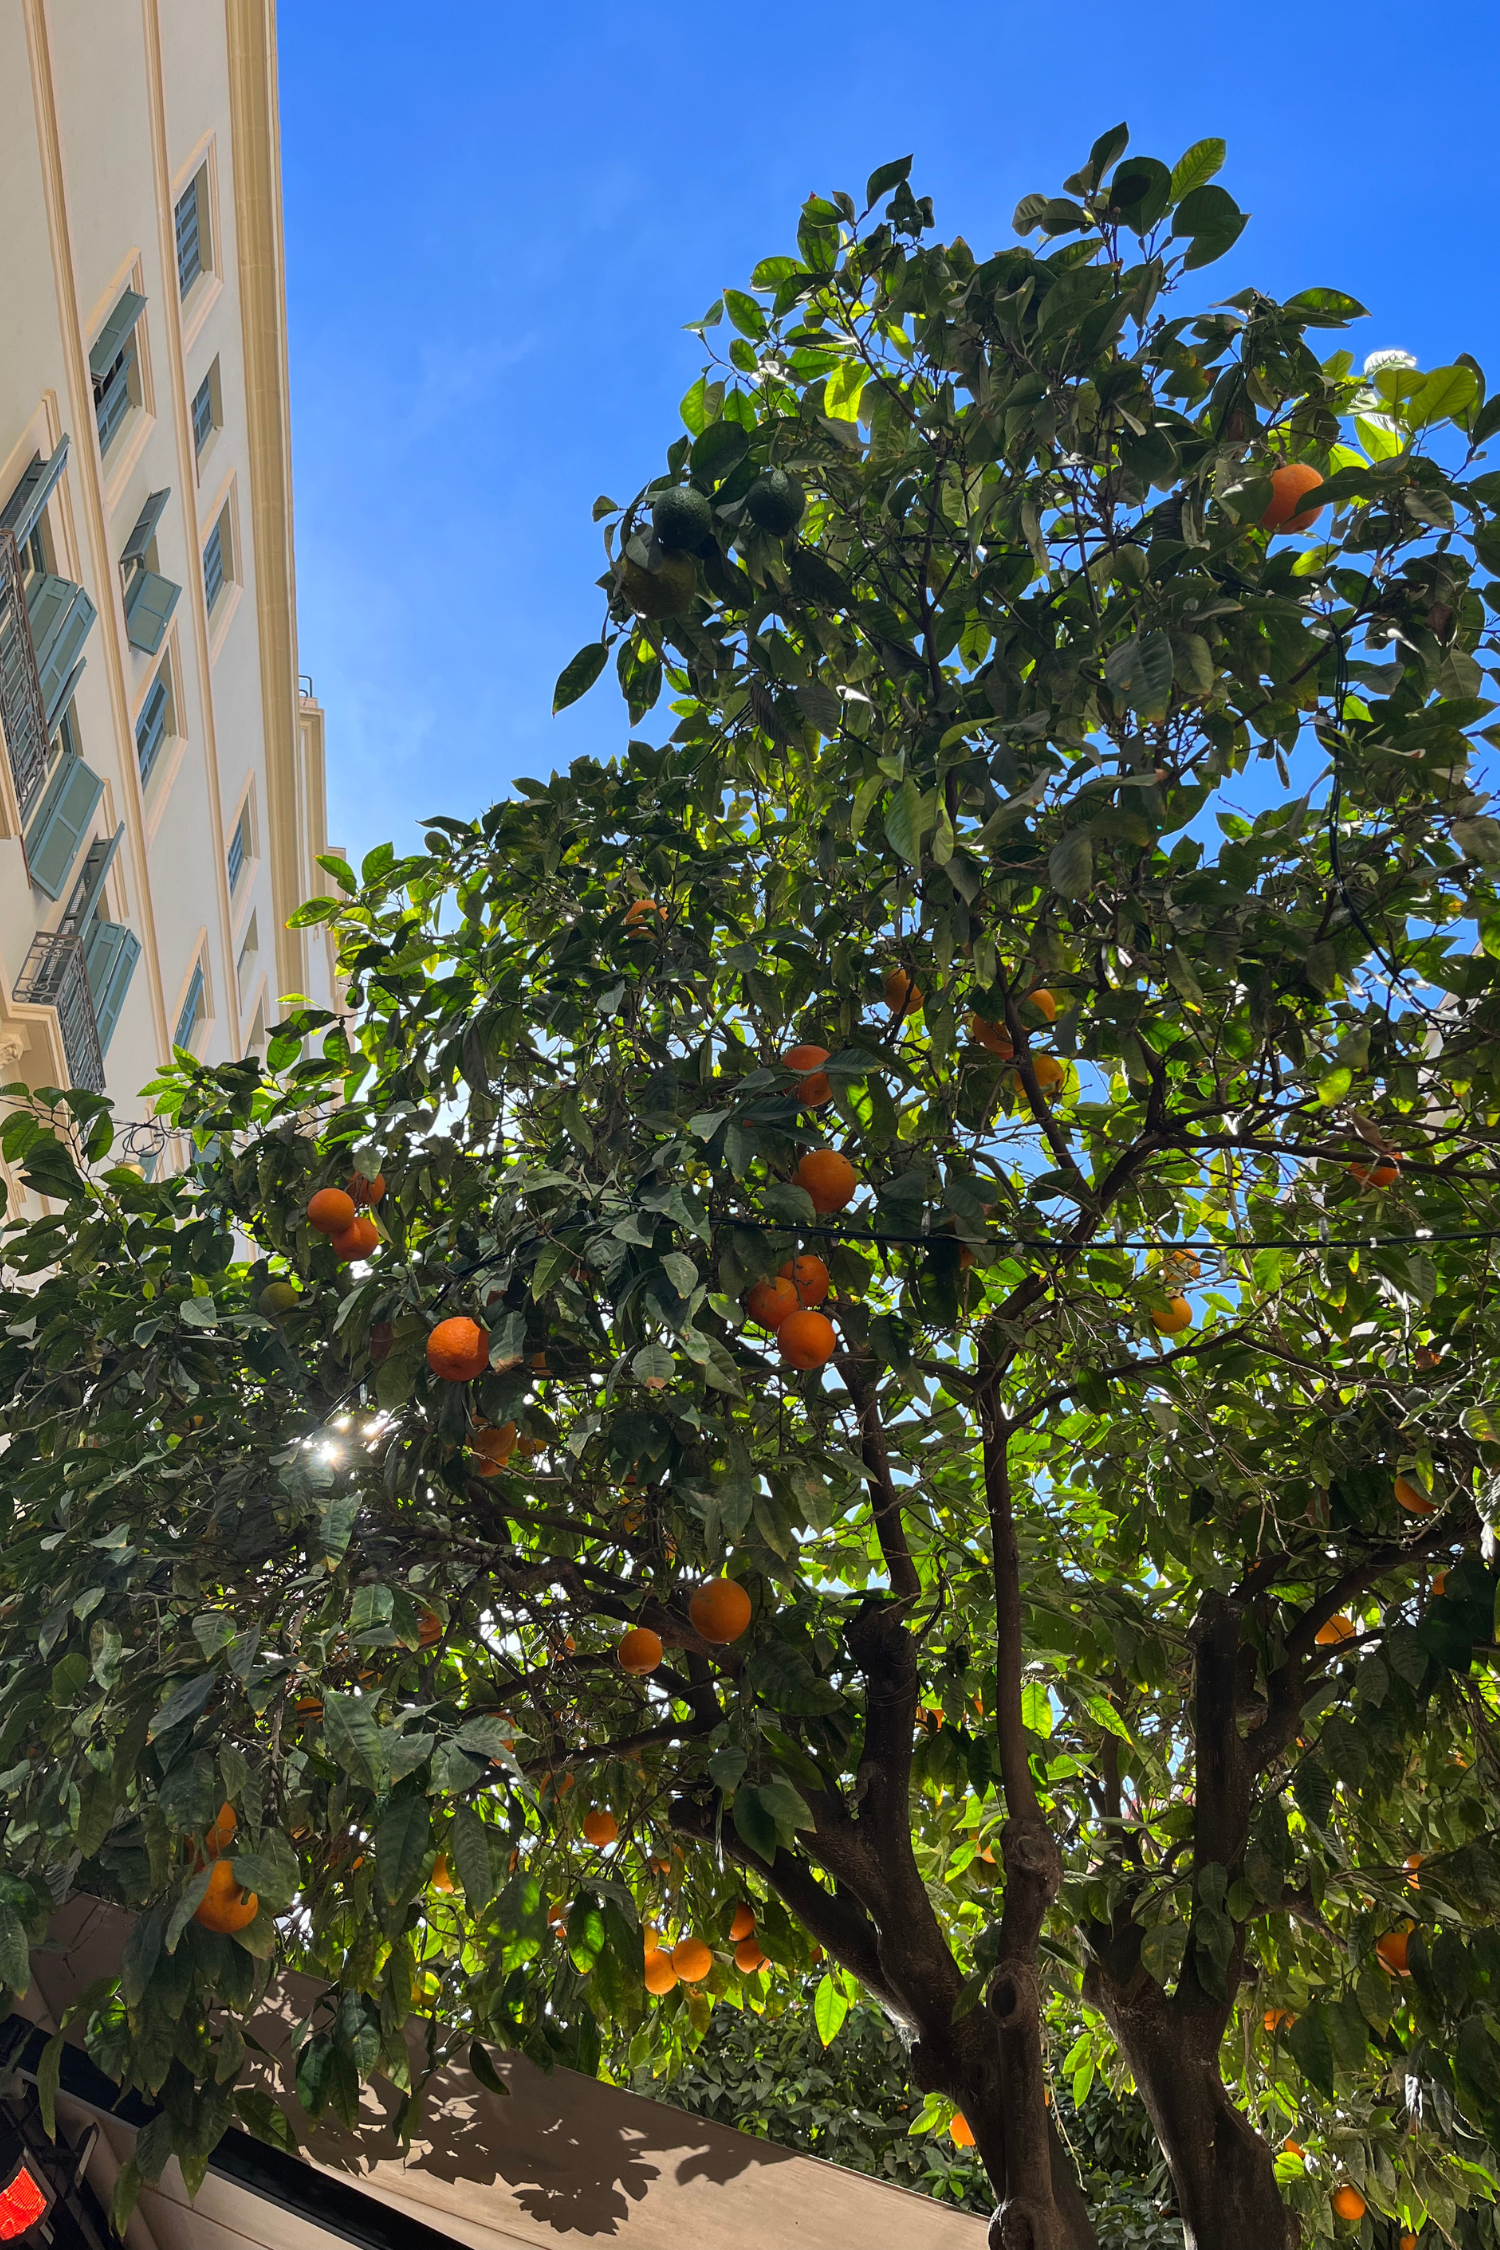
[
  {"x1": 966, "y1": 987, "x2": 1067, "y2": 1094},
  {"x1": 745, "y1": 1249, "x2": 837, "y2": 1372},
  {"x1": 642, "y1": 1900, "x2": 766, "y2": 1996},
  {"x1": 190, "y1": 1804, "x2": 260, "y2": 1934},
  {"x1": 306, "y1": 1172, "x2": 386, "y2": 1263}
]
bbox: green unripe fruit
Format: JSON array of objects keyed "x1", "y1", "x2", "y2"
[
  {"x1": 745, "y1": 468, "x2": 805, "y2": 537},
  {"x1": 619, "y1": 551, "x2": 697, "y2": 618},
  {"x1": 652, "y1": 486, "x2": 713, "y2": 551},
  {"x1": 259, "y1": 1282, "x2": 300, "y2": 1316}
]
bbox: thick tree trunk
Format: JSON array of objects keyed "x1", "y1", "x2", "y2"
[{"x1": 1092, "y1": 1976, "x2": 1297, "y2": 2250}]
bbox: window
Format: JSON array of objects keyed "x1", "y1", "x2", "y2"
[
  {"x1": 192, "y1": 371, "x2": 214, "y2": 456},
  {"x1": 175, "y1": 170, "x2": 208, "y2": 296},
  {"x1": 174, "y1": 960, "x2": 206, "y2": 1052},
  {"x1": 90, "y1": 289, "x2": 147, "y2": 456},
  {"x1": 203, "y1": 511, "x2": 228, "y2": 611},
  {"x1": 135, "y1": 666, "x2": 173, "y2": 785},
  {"x1": 237, "y1": 912, "x2": 259, "y2": 1004},
  {"x1": 227, "y1": 806, "x2": 249, "y2": 889}
]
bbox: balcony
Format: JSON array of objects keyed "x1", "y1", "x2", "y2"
[{"x1": 14, "y1": 929, "x2": 104, "y2": 1094}]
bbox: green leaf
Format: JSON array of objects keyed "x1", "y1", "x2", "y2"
[
  {"x1": 1287, "y1": 2009, "x2": 1336, "y2": 2098},
  {"x1": 148, "y1": 1670, "x2": 215, "y2": 1742},
  {"x1": 723, "y1": 290, "x2": 766, "y2": 341},
  {"x1": 1021, "y1": 1682, "x2": 1054, "y2": 1738},
  {"x1": 690, "y1": 420, "x2": 749, "y2": 485},
  {"x1": 36, "y1": 2029, "x2": 63, "y2": 2140},
  {"x1": 1170, "y1": 184, "x2": 1246, "y2": 268},
  {"x1": 375, "y1": 1796, "x2": 431, "y2": 1905},
  {"x1": 865, "y1": 156, "x2": 913, "y2": 210},
  {"x1": 1409, "y1": 364, "x2": 1480, "y2": 429},
  {"x1": 1109, "y1": 157, "x2": 1172, "y2": 235},
  {"x1": 321, "y1": 1691, "x2": 387, "y2": 1794},
  {"x1": 884, "y1": 777, "x2": 927, "y2": 866},
  {"x1": 1048, "y1": 828, "x2": 1094, "y2": 901},
  {"x1": 164, "y1": 1867, "x2": 213, "y2": 1953},
  {"x1": 468, "y1": 2040, "x2": 511, "y2": 2099},
  {"x1": 1168, "y1": 138, "x2": 1225, "y2": 203},
  {"x1": 1284, "y1": 287, "x2": 1369, "y2": 328},
  {"x1": 823, "y1": 362, "x2": 869, "y2": 423},
  {"x1": 553, "y1": 642, "x2": 610, "y2": 714},
  {"x1": 1105, "y1": 629, "x2": 1174, "y2": 720},
  {"x1": 814, "y1": 1971, "x2": 851, "y2": 2046},
  {"x1": 230, "y1": 1828, "x2": 300, "y2": 1911},
  {"x1": 455, "y1": 1714, "x2": 515, "y2": 1761}
]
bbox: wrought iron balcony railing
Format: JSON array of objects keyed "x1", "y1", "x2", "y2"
[{"x1": 14, "y1": 929, "x2": 104, "y2": 1094}]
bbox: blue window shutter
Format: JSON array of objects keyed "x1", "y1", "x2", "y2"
[
  {"x1": 1, "y1": 436, "x2": 72, "y2": 552},
  {"x1": 94, "y1": 348, "x2": 135, "y2": 453},
  {"x1": 65, "y1": 824, "x2": 125, "y2": 946},
  {"x1": 24, "y1": 753, "x2": 103, "y2": 899},
  {"x1": 123, "y1": 568, "x2": 180, "y2": 655},
  {"x1": 89, "y1": 291, "x2": 147, "y2": 380},
  {"x1": 120, "y1": 489, "x2": 171, "y2": 568},
  {"x1": 26, "y1": 576, "x2": 98, "y2": 726},
  {"x1": 175, "y1": 177, "x2": 202, "y2": 295},
  {"x1": 174, "y1": 962, "x2": 205, "y2": 1050},
  {"x1": 136, "y1": 673, "x2": 170, "y2": 782},
  {"x1": 192, "y1": 375, "x2": 213, "y2": 453},
  {"x1": 203, "y1": 521, "x2": 225, "y2": 610},
  {"x1": 89, "y1": 923, "x2": 141, "y2": 1055}
]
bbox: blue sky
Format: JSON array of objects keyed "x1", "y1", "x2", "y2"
[{"x1": 279, "y1": 0, "x2": 1500, "y2": 872}]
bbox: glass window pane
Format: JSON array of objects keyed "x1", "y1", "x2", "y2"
[
  {"x1": 203, "y1": 519, "x2": 224, "y2": 610},
  {"x1": 136, "y1": 673, "x2": 170, "y2": 784},
  {"x1": 192, "y1": 374, "x2": 213, "y2": 454}
]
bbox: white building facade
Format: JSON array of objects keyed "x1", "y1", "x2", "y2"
[{"x1": 0, "y1": 0, "x2": 338, "y2": 1163}]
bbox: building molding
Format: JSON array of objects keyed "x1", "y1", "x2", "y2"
[
  {"x1": 18, "y1": 0, "x2": 173, "y2": 1070},
  {"x1": 139, "y1": 0, "x2": 244, "y2": 1052},
  {"x1": 223, "y1": 0, "x2": 306, "y2": 1007}
]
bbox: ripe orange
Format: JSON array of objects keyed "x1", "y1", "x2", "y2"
[
  {"x1": 202, "y1": 1802, "x2": 237, "y2": 1861},
  {"x1": 1027, "y1": 987, "x2": 1058, "y2": 1022},
  {"x1": 1030, "y1": 1054, "x2": 1066, "y2": 1093},
  {"x1": 783, "y1": 1044, "x2": 832, "y2": 1106},
  {"x1": 1261, "y1": 462, "x2": 1325, "y2": 535},
  {"x1": 883, "y1": 966, "x2": 923, "y2": 1016},
  {"x1": 1375, "y1": 1926, "x2": 1413, "y2": 1977},
  {"x1": 729, "y1": 1902, "x2": 756, "y2": 1941},
  {"x1": 471, "y1": 1421, "x2": 518, "y2": 1475},
  {"x1": 1151, "y1": 1296, "x2": 1193, "y2": 1335},
  {"x1": 689, "y1": 1578, "x2": 752, "y2": 1644},
  {"x1": 1331, "y1": 2183, "x2": 1366, "y2": 2223},
  {"x1": 1162, "y1": 1248, "x2": 1201, "y2": 1282},
  {"x1": 618, "y1": 1626, "x2": 663, "y2": 1676},
  {"x1": 1404, "y1": 1853, "x2": 1424, "y2": 1889},
  {"x1": 582, "y1": 1810, "x2": 618, "y2": 1847},
  {"x1": 295, "y1": 1694, "x2": 324, "y2": 1720},
  {"x1": 417, "y1": 1605, "x2": 443, "y2": 1648},
  {"x1": 746, "y1": 1275, "x2": 800, "y2": 1330},
  {"x1": 349, "y1": 1172, "x2": 386, "y2": 1207},
  {"x1": 778, "y1": 1308, "x2": 837, "y2": 1371},
  {"x1": 431, "y1": 1853, "x2": 455, "y2": 1893},
  {"x1": 1432, "y1": 1571, "x2": 1448, "y2": 1599},
  {"x1": 950, "y1": 2113, "x2": 976, "y2": 2149},
  {"x1": 624, "y1": 898, "x2": 665, "y2": 933},
  {"x1": 1399, "y1": 2237, "x2": 1418, "y2": 2250},
  {"x1": 308, "y1": 1187, "x2": 356, "y2": 1236},
  {"x1": 194, "y1": 1859, "x2": 259, "y2": 1932},
  {"x1": 644, "y1": 1949, "x2": 678, "y2": 1994},
  {"x1": 1350, "y1": 1156, "x2": 1399, "y2": 1189},
  {"x1": 427, "y1": 1317, "x2": 489, "y2": 1381},
  {"x1": 1263, "y1": 2007, "x2": 1295, "y2": 2033},
  {"x1": 734, "y1": 1937, "x2": 768, "y2": 1973},
  {"x1": 331, "y1": 1215, "x2": 379, "y2": 1262},
  {"x1": 1316, "y1": 1613, "x2": 1356, "y2": 1647},
  {"x1": 1394, "y1": 1475, "x2": 1435, "y2": 1516},
  {"x1": 671, "y1": 1935, "x2": 713, "y2": 1982},
  {"x1": 795, "y1": 1149, "x2": 858, "y2": 1213},
  {"x1": 1283, "y1": 2139, "x2": 1305, "y2": 2159},
  {"x1": 779, "y1": 1254, "x2": 830, "y2": 1306},
  {"x1": 969, "y1": 1015, "x2": 1014, "y2": 1058}
]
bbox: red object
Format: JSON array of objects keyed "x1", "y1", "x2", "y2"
[{"x1": 0, "y1": 2159, "x2": 51, "y2": 2240}]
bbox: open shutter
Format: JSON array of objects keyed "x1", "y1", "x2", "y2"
[
  {"x1": 88, "y1": 922, "x2": 141, "y2": 1055},
  {"x1": 24, "y1": 753, "x2": 103, "y2": 899},
  {"x1": 1, "y1": 437, "x2": 71, "y2": 552},
  {"x1": 27, "y1": 573, "x2": 98, "y2": 722},
  {"x1": 123, "y1": 568, "x2": 179, "y2": 655},
  {"x1": 89, "y1": 291, "x2": 147, "y2": 380},
  {"x1": 65, "y1": 824, "x2": 125, "y2": 946}
]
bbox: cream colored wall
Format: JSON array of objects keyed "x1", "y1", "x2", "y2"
[{"x1": 0, "y1": 0, "x2": 338, "y2": 1191}]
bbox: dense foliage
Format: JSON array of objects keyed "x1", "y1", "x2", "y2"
[{"x1": 3, "y1": 124, "x2": 1500, "y2": 2247}]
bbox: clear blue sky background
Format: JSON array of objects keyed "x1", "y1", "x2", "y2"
[{"x1": 278, "y1": 0, "x2": 1500, "y2": 872}]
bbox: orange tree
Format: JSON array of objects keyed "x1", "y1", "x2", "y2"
[{"x1": 5, "y1": 126, "x2": 1500, "y2": 2250}]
